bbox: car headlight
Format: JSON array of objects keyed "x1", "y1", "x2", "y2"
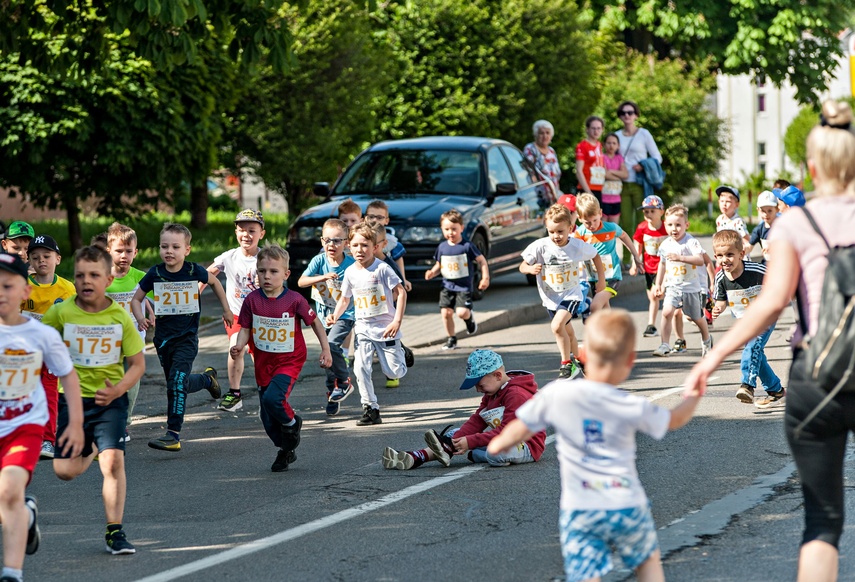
[
  {"x1": 296, "y1": 226, "x2": 323, "y2": 241},
  {"x1": 400, "y1": 226, "x2": 443, "y2": 243}
]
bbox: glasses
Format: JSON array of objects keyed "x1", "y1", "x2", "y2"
[
  {"x1": 619, "y1": 110, "x2": 636, "y2": 117},
  {"x1": 365, "y1": 213, "x2": 387, "y2": 222},
  {"x1": 321, "y1": 237, "x2": 345, "y2": 246}
]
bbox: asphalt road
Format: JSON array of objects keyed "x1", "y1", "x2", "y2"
[{"x1": 20, "y1": 273, "x2": 855, "y2": 581}]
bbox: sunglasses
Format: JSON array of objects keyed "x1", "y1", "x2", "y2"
[{"x1": 619, "y1": 110, "x2": 636, "y2": 117}]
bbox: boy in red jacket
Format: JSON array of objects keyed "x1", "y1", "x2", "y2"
[{"x1": 382, "y1": 349, "x2": 545, "y2": 469}]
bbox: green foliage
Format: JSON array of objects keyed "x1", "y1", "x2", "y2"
[
  {"x1": 590, "y1": 0, "x2": 855, "y2": 104},
  {"x1": 784, "y1": 104, "x2": 820, "y2": 169},
  {"x1": 597, "y1": 52, "x2": 726, "y2": 203}
]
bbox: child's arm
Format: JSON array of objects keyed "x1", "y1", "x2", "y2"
[
  {"x1": 605, "y1": 160, "x2": 629, "y2": 180},
  {"x1": 487, "y1": 418, "x2": 535, "y2": 456},
  {"x1": 475, "y1": 255, "x2": 490, "y2": 290},
  {"x1": 591, "y1": 255, "x2": 606, "y2": 293},
  {"x1": 629, "y1": 240, "x2": 644, "y2": 276},
  {"x1": 668, "y1": 394, "x2": 701, "y2": 430},
  {"x1": 712, "y1": 299, "x2": 728, "y2": 320},
  {"x1": 325, "y1": 296, "x2": 350, "y2": 327},
  {"x1": 95, "y1": 351, "x2": 145, "y2": 407},
  {"x1": 199, "y1": 264, "x2": 220, "y2": 293},
  {"x1": 56, "y1": 369, "x2": 84, "y2": 458},
  {"x1": 383, "y1": 283, "x2": 406, "y2": 338},
  {"x1": 130, "y1": 288, "x2": 150, "y2": 331},
  {"x1": 394, "y1": 257, "x2": 412, "y2": 292},
  {"x1": 206, "y1": 272, "x2": 236, "y2": 325},
  {"x1": 665, "y1": 252, "x2": 704, "y2": 266},
  {"x1": 298, "y1": 271, "x2": 338, "y2": 288},
  {"x1": 519, "y1": 258, "x2": 542, "y2": 275},
  {"x1": 618, "y1": 232, "x2": 644, "y2": 272},
  {"x1": 144, "y1": 297, "x2": 156, "y2": 328},
  {"x1": 309, "y1": 318, "x2": 333, "y2": 368},
  {"x1": 704, "y1": 253, "x2": 715, "y2": 291},
  {"x1": 229, "y1": 328, "x2": 251, "y2": 359},
  {"x1": 575, "y1": 161, "x2": 592, "y2": 195},
  {"x1": 424, "y1": 262, "x2": 441, "y2": 280}
]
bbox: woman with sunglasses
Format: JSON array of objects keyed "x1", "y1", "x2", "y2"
[{"x1": 616, "y1": 101, "x2": 662, "y2": 237}]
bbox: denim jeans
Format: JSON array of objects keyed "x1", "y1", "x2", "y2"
[
  {"x1": 325, "y1": 318, "x2": 354, "y2": 391},
  {"x1": 156, "y1": 335, "x2": 210, "y2": 433},
  {"x1": 740, "y1": 323, "x2": 782, "y2": 393},
  {"x1": 447, "y1": 428, "x2": 535, "y2": 467}
]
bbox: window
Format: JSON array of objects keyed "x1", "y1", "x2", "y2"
[
  {"x1": 759, "y1": 163, "x2": 766, "y2": 176},
  {"x1": 755, "y1": 74, "x2": 766, "y2": 88},
  {"x1": 500, "y1": 145, "x2": 535, "y2": 186},
  {"x1": 758, "y1": 142, "x2": 766, "y2": 157},
  {"x1": 758, "y1": 94, "x2": 766, "y2": 113},
  {"x1": 487, "y1": 147, "x2": 514, "y2": 190}
]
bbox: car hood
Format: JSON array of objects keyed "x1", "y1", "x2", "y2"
[{"x1": 295, "y1": 194, "x2": 485, "y2": 225}]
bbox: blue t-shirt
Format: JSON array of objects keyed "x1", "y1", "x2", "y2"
[
  {"x1": 574, "y1": 221, "x2": 624, "y2": 281},
  {"x1": 433, "y1": 239, "x2": 482, "y2": 292},
  {"x1": 302, "y1": 253, "x2": 356, "y2": 322},
  {"x1": 749, "y1": 222, "x2": 772, "y2": 246},
  {"x1": 138, "y1": 262, "x2": 210, "y2": 345}
]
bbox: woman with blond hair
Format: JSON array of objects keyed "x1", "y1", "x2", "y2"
[{"x1": 685, "y1": 100, "x2": 855, "y2": 581}]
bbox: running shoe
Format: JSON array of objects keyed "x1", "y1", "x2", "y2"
[
  {"x1": 218, "y1": 391, "x2": 243, "y2": 412},
  {"x1": 652, "y1": 343, "x2": 671, "y2": 357},
  {"x1": 465, "y1": 316, "x2": 478, "y2": 335},
  {"x1": 385, "y1": 378, "x2": 400, "y2": 389},
  {"x1": 329, "y1": 378, "x2": 354, "y2": 403},
  {"x1": 148, "y1": 433, "x2": 181, "y2": 452},
  {"x1": 736, "y1": 383, "x2": 755, "y2": 403},
  {"x1": 424, "y1": 426, "x2": 454, "y2": 467},
  {"x1": 701, "y1": 336, "x2": 713, "y2": 358},
  {"x1": 271, "y1": 449, "x2": 292, "y2": 472},
  {"x1": 203, "y1": 367, "x2": 221, "y2": 399},
  {"x1": 403, "y1": 344, "x2": 415, "y2": 367},
  {"x1": 442, "y1": 336, "x2": 457, "y2": 350},
  {"x1": 671, "y1": 339, "x2": 687, "y2": 354},
  {"x1": 40, "y1": 441, "x2": 54, "y2": 460},
  {"x1": 325, "y1": 394, "x2": 340, "y2": 416},
  {"x1": 382, "y1": 447, "x2": 414, "y2": 470},
  {"x1": 356, "y1": 405, "x2": 382, "y2": 426},
  {"x1": 642, "y1": 325, "x2": 658, "y2": 337},
  {"x1": 755, "y1": 388, "x2": 785, "y2": 409},
  {"x1": 105, "y1": 528, "x2": 136, "y2": 555},
  {"x1": 25, "y1": 496, "x2": 39, "y2": 555}
]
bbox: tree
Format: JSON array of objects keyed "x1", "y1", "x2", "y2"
[
  {"x1": 783, "y1": 104, "x2": 819, "y2": 182},
  {"x1": 590, "y1": 0, "x2": 855, "y2": 104}
]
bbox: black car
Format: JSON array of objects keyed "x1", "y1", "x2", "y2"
[{"x1": 286, "y1": 136, "x2": 556, "y2": 296}]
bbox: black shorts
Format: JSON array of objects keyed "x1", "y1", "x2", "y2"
[
  {"x1": 645, "y1": 272, "x2": 656, "y2": 290},
  {"x1": 601, "y1": 201, "x2": 621, "y2": 216},
  {"x1": 55, "y1": 393, "x2": 128, "y2": 458},
  {"x1": 546, "y1": 298, "x2": 586, "y2": 320},
  {"x1": 439, "y1": 289, "x2": 473, "y2": 310}
]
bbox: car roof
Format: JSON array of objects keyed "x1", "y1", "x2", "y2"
[{"x1": 366, "y1": 136, "x2": 512, "y2": 153}]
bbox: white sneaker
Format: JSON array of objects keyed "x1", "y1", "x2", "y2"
[
  {"x1": 652, "y1": 343, "x2": 671, "y2": 357},
  {"x1": 39, "y1": 441, "x2": 54, "y2": 460},
  {"x1": 702, "y1": 337, "x2": 714, "y2": 358}
]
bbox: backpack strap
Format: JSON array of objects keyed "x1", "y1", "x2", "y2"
[{"x1": 795, "y1": 207, "x2": 829, "y2": 337}]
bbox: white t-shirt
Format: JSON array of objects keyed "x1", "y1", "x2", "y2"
[
  {"x1": 0, "y1": 317, "x2": 74, "y2": 438},
  {"x1": 211, "y1": 248, "x2": 259, "y2": 314},
  {"x1": 716, "y1": 213, "x2": 749, "y2": 238},
  {"x1": 658, "y1": 234, "x2": 704, "y2": 293},
  {"x1": 521, "y1": 237, "x2": 597, "y2": 310},
  {"x1": 340, "y1": 259, "x2": 402, "y2": 341},
  {"x1": 516, "y1": 379, "x2": 670, "y2": 511},
  {"x1": 617, "y1": 128, "x2": 662, "y2": 183}
]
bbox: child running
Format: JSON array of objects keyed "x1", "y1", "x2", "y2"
[
  {"x1": 630, "y1": 195, "x2": 668, "y2": 338},
  {"x1": 0, "y1": 252, "x2": 83, "y2": 581},
  {"x1": 298, "y1": 218, "x2": 356, "y2": 416},
  {"x1": 747, "y1": 191, "x2": 779, "y2": 263},
  {"x1": 383, "y1": 349, "x2": 545, "y2": 470},
  {"x1": 520, "y1": 203, "x2": 604, "y2": 379},
  {"x1": 488, "y1": 309, "x2": 702, "y2": 582},
  {"x1": 651, "y1": 204, "x2": 713, "y2": 357},
  {"x1": 207, "y1": 209, "x2": 265, "y2": 413},
  {"x1": 231, "y1": 244, "x2": 332, "y2": 471},
  {"x1": 424, "y1": 210, "x2": 490, "y2": 350},
  {"x1": 364, "y1": 200, "x2": 410, "y2": 291},
  {"x1": 711, "y1": 230, "x2": 784, "y2": 407},
  {"x1": 328, "y1": 223, "x2": 408, "y2": 425},
  {"x1": 131, "y1": 223, "x2": 233, "y2": 452},
  {"x1": 43, "y1": 246, "x2": 145, "y2": 555},
  {"x1": 715, "y1": 185, "x2": 750, "y2": 247},
  {"x1": 0, "y1": 223, "x2": 34, "y2": 263}
]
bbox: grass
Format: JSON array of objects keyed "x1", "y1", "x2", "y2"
[{"x1": 26, "y1": 211, "x2": 292, "y2": 279}]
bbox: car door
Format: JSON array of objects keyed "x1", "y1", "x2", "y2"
[
  {"x1": 501, "y1": 144, "x2": 549, "y2": 245},
  {"x1": 480, "y1": 145, "x2": 527, "y2": 271}
]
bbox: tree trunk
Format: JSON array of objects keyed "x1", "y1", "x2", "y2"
[
  {"x1": 190, "y1": 179, "x2": 208, "y2": 229},
  {"x1": 64, "y1": 195, "x2": 83, "y2": 251}
]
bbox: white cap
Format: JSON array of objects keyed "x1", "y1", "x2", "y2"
[{"x1": 757, "y1": 190, "x2": 778, "y2": 208}]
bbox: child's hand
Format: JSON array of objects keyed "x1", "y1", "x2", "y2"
[
  {"x1": 319, "y1": 349, "x2": 332, "y2": 368},
  {"x1": 478, "y1": 276, "x2": 490, "y2": 291},
  {"x1": 424, "y1": 269, "x2": 436, "y2": 281},
  {"x1": 666, "y1": 253, "x2": 682, "y2": 262},
  {"x1": 222, "y1": 310, "x2": 235, "y2": 326},
  {"x1": 325, "y1": 314, "x2": 336, "y2": 327},
  {"x1": 528, "y1": 263, "x2": 542, "y2": 275},
  {"x1": 651, "y1": 284, "x2": 663, "y2": 299},
  {"x1": 382, "y1": 321, "x2": 400, "y2": 338},
  {"x1": 452, "y1": 436, "x2": 469, "y2": 454},
  {"x1": 323, "y1": 272, "x2": 339, "y2": 282},
  {"x1": 57, "y1": 422, "x2": 84, "y2": 459},
  {"x1": 404, "y1": 279, "x2": 412, "y2": 292},
  {"x1": 94, "y1": 378, "x2": 123, "y2": 407},
  {"x1": 229, "y1": 345, "x2": 244, "y2": 360},
  {"x1": 711, "y1": 305, "x2": 723, "y2": 319},
  {"x1": 629, "y1": 263, "x2": 638, "y2": 277},
  {"x1": 136, "y1": 317, "x2": 151, "y2": 332}
]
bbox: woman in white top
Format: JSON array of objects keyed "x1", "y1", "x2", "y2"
[
  {"x1": 685, "y1": 100, "x2": 855, "y2": 582},
  {"x1": 616, "y1": 100, "x2": 662, "y2": 238},
  {"x1": 523, "y1": 119, "x2": 561, "y2": 195}
]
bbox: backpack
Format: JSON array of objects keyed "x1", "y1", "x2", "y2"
[{"x1": 793, "y1": 207, "x2": 855, "y2": 437}]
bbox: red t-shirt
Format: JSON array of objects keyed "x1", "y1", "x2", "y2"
[
  {"x1": 575, "y1": 140, "x2": 604, "y2": 192},
  {"x1": 633, "y1": 222, "x2": 668, "y2": 274},
  {"x1": 237, "y1": 289, "x2": 316, "y2": 387}
]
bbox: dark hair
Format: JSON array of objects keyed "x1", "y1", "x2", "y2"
[
  {"x1": 616, "y1": 100, "x2": 640, "y2": 118},
  {"x1": 773, "y1": 179, "x2": 791, "y2": 189},
  {"x1": 74, "y1": 245, "x2": 113, "y2": 274},
  {"x1": 585, "y1": 115, "x2": 604, "y2": 129},
  {"x1": 604, "y1": 132, "x2": 621, "y2": 154}
]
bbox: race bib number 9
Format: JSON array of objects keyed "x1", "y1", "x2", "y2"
[
  {"x1": 252, "y1": 315, "x2": 295, "y2": 353},
  {"x1": 440, "y1": 254, "x2": 469, "y2": 279},
  {"x1": 727, "y1": 285, "x2": 761, "y2": 319},
  {"x1": 353, "y1": 285, "x2": 389, "y2": 318},
  {"x1": 664, "y1": 262, "x2": 697, "y2": 286},
  {"x1": 589, "y1": 165, "x2": 606, "y2": 186},
  {"x1": 153, "y1": 281, "x2": 200, "y2": 315},
  {"x1": 0, "y1": 351, "x2": 43, "y2": 400},
  {"x1": 310, "y1": 278, "x2": 342, "y2": 309},
  {"x1": 64, "y1": 324, "x2": 123, "y2": 367},
  {"x1": 542, "y1": 262, "x2": 583, "y2": 292}
]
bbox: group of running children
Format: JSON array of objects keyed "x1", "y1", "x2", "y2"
[{"x1": 0, "y1": 176, "x2": 802, "y2": 582}]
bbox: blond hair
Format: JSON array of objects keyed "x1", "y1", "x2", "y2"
[
  {"x1": 323, "y1": 218, "x2": 348, "y2": 234},
  {"x1": 348, "y1": 222, "x2": 377, "y2": 243},
  {"x1": 807, "y1": 100, "x2": 855, "y2": 198},
  {"x1": 440, "y1": 209, "x2": 464, "y2": 225},
  {"x1": 107, "y1": 222, "x2": 138, "y2": 248},
  {"x1": 74, "y1": 245, "x2": 113, "y2": 274},
  {"x1": 585, "y1": 309, "x2": 636, "y2": 366},
  {"x1": 161, "y1": 223, "x2": 192, "y2": 244},
  {"x1": 544, "y1": 203, "x2": 574, "y2": 225},
  {"x1": 256, "y1": 243, "x2": 290, "y2": 269},
  {"x1": 712, "y1": 229, "x2": 743, "y2": 251},
  {"x1": 664, "y1": 204, "x2": 689, "y2": 221},
  {"x1": 575, "y1": 193, "x2": 601, "y2": 218}
]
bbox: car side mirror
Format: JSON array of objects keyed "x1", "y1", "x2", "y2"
[
  {"x1": 495, "y1": 182, "x2": 517, "y2": 195},
  {"x1": 313, "y1": 182, "x2": 331, "y2": 197}
]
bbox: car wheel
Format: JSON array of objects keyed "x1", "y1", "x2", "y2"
[
  {"x1": 471, "y1": 232, "x2": 488, "y2": 301},
  {"x1": 526, "y1": 273, "x2": 538, "y2": 286}
]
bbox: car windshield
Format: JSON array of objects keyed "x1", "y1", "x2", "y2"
[{"x1": 335, "y1": 149, "x2": 482, "y2": 196}]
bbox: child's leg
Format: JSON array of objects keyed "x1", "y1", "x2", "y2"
[
  {"x1": 674, "y1": 308, "x2": 685, "y2": 340},
  {"x1": 646, "y1": 289, "x2": 659, "y2": 327},
  {"x1": 97, "y1": 449, "x2": 126, "y2": 524},
  {"x1": 690, "y1": 316, "x2": 710, "y2": 341},
  {"x1": 326, "y1": 319, "x2": 355, "y2": 388},
  {"x1": 660, "y1": 302, "x2": 677, "y2": 345},
  {"x1": 441, "y1": 307, "x2": 455, "y2": 337},
  {"x1": 591, "y1": 289, "x2": 612, "y2": 312},
  {"x1": 455, "y1": 306, "x2": 471, "y2": 321},
  {"x1": 550, "y1": 310, "x2": 576, "y2": 361},
  {"x1": 53, "y1": 396, "x2": 97, "y2": 480},
  {"x1": 353, "y1": 334, "x2": 379, "y2": 408},
  {"x1": 0, "y1": 466, "x2": 31, "y2": 570},
  {"x1": 376, "y1": 339, "x2": 407, "y2": 381},
  {"x1": 635, "y1": 550, "x2": 665, "y2": 582},
  {"x1": 123, "y1": 357, "x2": 140, "y2": 427},
  {"x1": 40, "y1": 368, "x2": 58, "y2": 445},
  {"x1": 259, "y1": 374, "x2": 299, "y2": 449},
  {"x1": 470, "y1": 441, "x2": 534, "y2": 466},
  {"x1": 748, "y1": 324, "x2": 783, "y2": 393},
  {"x1": 161, "y1": 337, "x2": 207, "y2": 434}
]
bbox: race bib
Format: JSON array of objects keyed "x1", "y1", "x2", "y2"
[
  {"x1": 758, "y1": 238, "x2": 769, "y2": 250},
  {"x1": 251, "y1": 314, "x2": 295, "y2": 353},
  {"x1": 583, "y1": 256, "x2": 616, "y2": 280},
  {"x1": 63, "y1": 324, "x2": 123, "y2": 367},
  {"x1": 21, "y1": 311, "x2": 43, "y2": 322},
  {"x1": 0, "y1": 351, "x2": 43, "y2": 400},
  {"x1": 353, "y1": 285, "x2": 389, "y2": 318},
  {"x1": 589, "y1": 166, "x2": 606, "y2": 187},
  {"x1": 153, "y1": 281, "x2": 200, "y2": 315},
  {"x1": 727, "y1": 285, "x2": 761, "y2": 319},
  {"x1": 602, "y1": 180, "x2": 623, "y2": 195},
  {"x1": 542, "y1": 262, "x2": 583, "y2": 293},
  {"x1": 440, "y1": 254, "x2": 469, "y2": 279},
  {"x1": 664, "y1": 262, "x2": 698, "y2": 286},
  {"x1": 643, "y1": 234, "x2": 666, "y2": 257},
  {"x1": 107, "y1": 290, "x2": 137, "y2": 315},
  {"x1": 479, "y1": 406, "x2": 505, "y2": 430},
  {"x1": 310, "y1": 278, "x2": 342, "y2": 309}
]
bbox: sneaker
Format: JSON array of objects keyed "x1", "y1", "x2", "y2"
[
  {"x1": 105, "y1": 528, "x2": 136, "y2": 555},
  {"x1": 25, "y1": 495, "x2": 39, "y2": 555},
  {"x1": 652, "y1": 343, "x2": 671, "y2": 357},
  {"x1": 465, "y1": 316, "x2": 478, "y2": 335},
  {"x1": 203, "y1": 367, "x2": 221, "y2": 399},
  {"x1": 424, "y1": 428, "x2": 453, "y2": 467},
  {"x1": 329, "y1": 379, "x2": 354, "y2": 403},
  {"x1": 736, "y1": 383, "x2": 755, "y2": 404},
  {"x1": 148, "y1": 433, "x2": 181, "y2": 452},
  {"x1": 382, "y1": 447, "x2": 414, "y2": 470},
  {"x1": 40, "y1": 440, "x2": 55, "y2": 460},
  {"x1": 218, "y1": 391, "x2": 243, "y2": 412},
  {"x1": 701, "y1": 336, "x2": 713, "y2": 358},
  {"x1": 271, "y1": 448, "x2": 293, "y2": 472},
  {"x1": 642, "y1": 325, "x2": 658, "y2": 337},
  {"x1": 343, "y1": 355, "x2": 351, "y2": 368},
  {"x1": 325, "y1": 394, "x2": 340, "y2": 416},
  {"x1": 442, "y1": 336, "x2": 457, "y2": 350},
  {"x1": 385, "y1": 378, "x2": 400, "y2": 389},
  {"x1": 558, "y1": 360, "x2": 581, "y2": 380},
  {"x1": 671, "y1": 338, "x2": 687, "y2": 353},
  {"x1": 356, "y1": 405, "x2": 382, "y2": 426},
  {"x1": 119, "y1": 431, "x2": 130, "y2": 444},
  {"x1": 755, "y1": 388, "x2": 786, "y2": 409},
  {"x1": 403, "y1": 344, "x2": 415, "y2": 367}
]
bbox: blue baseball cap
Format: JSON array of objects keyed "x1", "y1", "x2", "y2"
[
  {"x1": 459, "y1": 350, "x2": 504, "y2": 390},
  {"x1": 773, "y1": 185, "x2": 805, "y2": 208}
]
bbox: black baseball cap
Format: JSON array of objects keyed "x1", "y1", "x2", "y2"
[
  {"x1": 28, "y1": 235, "x2": 61, "y2": 254},
  {"x1": 0, "y1": 253, "x2": 29, "y2": 280}
]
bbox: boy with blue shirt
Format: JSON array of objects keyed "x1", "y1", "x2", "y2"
[
  {"x1": 298, "y1": 218, "x2": 356, "y2": 416},
  {"x1": 130, "y1": 223, "x2": 234, "y2": 452},
  {"x1": 747, "y1": 191, "x2": 778, "y2": 263},
  {"x1": 424, "y1": 210, "x2": 490, "y2": 350}
]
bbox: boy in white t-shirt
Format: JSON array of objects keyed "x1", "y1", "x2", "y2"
[
  {"x1": 328, "y1": 223, "x2": 408, "y2": 426},
  {"x1": 651, "y1": 204, "x2": 713, "y2": 357},
  {"x1": 520, "y1": 204, "x2": 605, "y2": 379},
  {"x1": 488, "y1": 309, "x2": 702, "y2": 582},
  {"x1": 206, "y1": 209, "x2": 265, "y2": 412},
  {"x1": 714, "y1": 185, "x2": 750, "y2": 247}
]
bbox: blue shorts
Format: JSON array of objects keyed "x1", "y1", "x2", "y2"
[
  {"x1": 546, "y1": 298, "x2": 586, "y2": 321},
  {"x1": 55, "y1": 393, "x2": 128, "y2": 458},
  {"x1": 559, "y1": 503, "x2": 659, "y2": 582}
]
